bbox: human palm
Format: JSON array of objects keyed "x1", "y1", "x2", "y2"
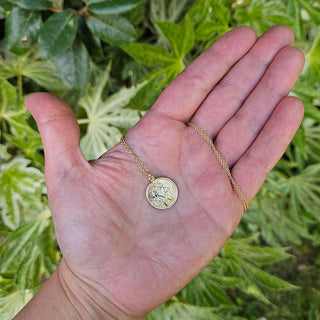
[{"x1": 25, "y1": 26, "x2": 304, "y2": 317}]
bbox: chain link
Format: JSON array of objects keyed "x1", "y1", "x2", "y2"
[
  {"x1": 186, "y1": 121, "x2": 249, "y2": 212},
  {"x1": 121, "y1": 123, "x2": 248, "y2": 212},
  {"x1": 120, "y1": 137, "x2": 155, "y2": 182}
]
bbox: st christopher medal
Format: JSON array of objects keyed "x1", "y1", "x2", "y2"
[{"x1": 120, "y1": 137, "x2": 178, "y2": 210}]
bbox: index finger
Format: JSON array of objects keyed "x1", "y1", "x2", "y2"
[{"x1": 151, "y1": 26, "x2": 257, "y2": 122}]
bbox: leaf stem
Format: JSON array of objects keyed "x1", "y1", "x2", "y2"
[
  {"x1": 77, "y1": 119, "x2": 90, "y2": 124},
  {"x1": 50, "y1": 4, "x2": 91, "y2": 18},
  {"x1": 51, "y1": 0, "x2": 64, "y2": 10},
  {"x1": 17, "y1": 75, "x2": 23, "y2": 101},
  {"x1": 49, "y1": 7, "x2": 63, "y2": 13},
  {"x1": 74, "y1": 5, "x2": 90, "y2": 17}
]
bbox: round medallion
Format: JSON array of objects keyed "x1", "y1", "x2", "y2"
[{"x1": 146, "y1": 177, "x2": 178, "y2": 210}]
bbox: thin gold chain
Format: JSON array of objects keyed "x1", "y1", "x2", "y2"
[
  {"x1": 120, "y1": 137, "x2": 155, "y2": 182},
  {"x1": 186, "y1": 121, "x2": 249, "y2": 212}
]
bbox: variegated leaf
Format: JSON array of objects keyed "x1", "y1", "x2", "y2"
[
  {"x1": 79, "y1": 65, "x2": 145, "y2": 160},
  {"x1": 0, "y1": 158, "x2": 44, "y2": 229}
]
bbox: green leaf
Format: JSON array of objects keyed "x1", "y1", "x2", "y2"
[
  {"x1": 21, "y1": 59, "x2": 66, "y2": 90},
  {"x1": 149, "y1": 300, "x2": 224, "y2": 320},
  {"x1": 234, "y1": 0, "x2": 294, "y2": 35},
  {"x1": 301, "y1": 101, "x2": 320, "y2": 123},
  {"x1": 0, "y1": 289, "x2": 33, "y2": 320},
  {"x1": 125, "y1": 1, "x2": 145, "y2": 26},
  {"x1": 1, "y1": 98, "x2": 39, "y2": 140},
  {"x1": 292, "y1": 126, "x2": 307, "y2": 160},
  {"x1": 243, "y1": 188, "x2": 314, "y2": 246},
  {"x1": 121, "y1": 43, "x2": 176, "y2": 66},
  {"x1": 186, "y1": 0, "x2": 213, "y2": 26},
  {"x1": 38, "y1": 223, "x2": 58, "y2": 273},
  {"x1": 7, "y1": 0, "x2": 52, "y2": 10},
  {"x1": 297, "y1": 0, "x2": 320, "y2": 25},
  {"x1": 292, "y1": 77, "x2": 320, "y2": 100},
  {"x1": 182, "y1": 268, "x2": 234, "y2": 306},
  {"x1": 79, "y1": 65, "x2": 143, "y2": 160},
  {"x1": 0, "y1": 145, "x2": 11, "y2": 161},
  {"x1": 276, "y1": 164, "x2": 320, "y2": 220},
  {"x1": 241, "y1": 260, "x2": 298, "y2": 291},
  {"x1": 39, "y1": 10, "x2": 78, "y2": 60},
  {"x1": 0, "y1": 77, "x2": 17, "y2": 110},
  {"x1": 195, "y1": 22, "x2": 228, "y2": 41},
  {"x1": 0, "y1": 56, "x2": 15, "y2": 79},
  {"x1": 0, "y1": 54, "x2": 59, "y2": 90},
  {"x1": 188, "y1": 0, "x2": 230, "y2": 41},
  {"x1": 54, "y1": 37, "x2": 89, "y2": 91},
  {"x1": 0, "y1": 79, "x2": 40, "y2": 158},
  {"x1": 217, "y1": 258, "x2": 270, "y2": 304},
  {"x1": 4, "y1": 130, "x2": 44, "y2": 167},
  {"x1": 0, "y1": 210, "x2": 58, "y2": 294},
  {"x1": 5, "y1": 8, "x2": 41, "y2": 55},
  {"x1": 125, "y1": 64, "x2": 180, "y2": 110},
  {"x1": 150, "y1": 0, "x2": 188, "y2": 23},
  {"x1": 16, "y1": 245, "x2": 41, "y2": 290},
  {"x1": 0, "y1": 0, "x2": 12, "y2": 13},
  {"x1": 86, "y1": 14, "x2": 137, "y2": 46},
  {"x1": 167, "y1": 0, "x2": 189, "y2": 22},
  {"x1": 231, "y1": 243, "x2": 292, "y2": 266},
  {"x1": 149, "y1": 0, "x2": 167, "y2": 22},
  {"x1": 238, "y1": 271, "x2": 271, "y2": 304},
  {"x1": 291, "y1": 78, "x2": 320, "y2": 124},
  {"x1": 304, "y1": 119, "x2": 320, "y2": 163},
  {"x1": 78, "y1": 16, "x2": 103, "y2": 59},
  {"x1": 287, "y1": 0, "x2": 302, "y2": 39},
  {"x1": 155, "y1": 17, "x2": 195, "y2": 58},
  {"x1": 87, "y1": 0, "x2": 142, "y2": 15},
  {"x1": 122, "y1": 18, "x2": 196, "y2": 110},
  {"x1": 0, "y1": 158, "x2": 44, "y2": 229},
  {"x1": 0, "y1": 210, "x2": 50, "y2": 271},
  {"x1": 305, "y1": 33, "x2": 320, "y2": 82},
  {"x1": 221, "y1": 236, "x2": 300, "y2": 302}
]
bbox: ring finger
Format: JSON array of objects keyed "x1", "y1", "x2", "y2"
[
  {"x1": 190, "y1": 25, "x2": 295, "y2": 138},
  {"x1": 213, "y1": 45, "x2": 304, "y2": 168}
]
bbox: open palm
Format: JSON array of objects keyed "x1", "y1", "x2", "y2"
[{"x1": 25, "y1": 26, "x2": 304, "y2": 317}]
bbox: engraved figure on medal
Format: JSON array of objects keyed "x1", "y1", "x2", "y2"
[{"x1": 146, "y1": 177, "x2": 178, "y2": 209}]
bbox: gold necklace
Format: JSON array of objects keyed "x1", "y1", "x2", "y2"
[
  {"x1": 186, "y1": 122, "x2": 248, "y2": 211},
  {"x1": 120, "y1": 137, "x2": 178, "y2": 210},
  {"x1": 121, "y1": 122, "x2": 248, "y2": 212}
]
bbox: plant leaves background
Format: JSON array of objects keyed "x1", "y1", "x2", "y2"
[{"x1": 0, "y1": 0, "x2": 320, "y2": 319}]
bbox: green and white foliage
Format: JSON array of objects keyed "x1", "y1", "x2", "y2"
[
  {"x1": 0, "y1": 0, "x2": 320, "y2": 319},
  {"x1": 0, "y1": 55, "x2": 65, "y2": 91},
  {"x1": 0, "y1": 158, "x2": 44, "y2": 229},
  {"x1": 121, "y1": 16, "x2": 194, "y2": 109},
  {"x1": 79, "y1": 64, "x2": 144, "y2": 160},
  {"x1": 0, "y1": 211, "x2": 59, "y2": 317},
  {"x1": 4, "y1": 0, "x2": 142, "y2": 92},
  {"x1": 0, "y1": 288, "x2": 33, "y2": 320}
]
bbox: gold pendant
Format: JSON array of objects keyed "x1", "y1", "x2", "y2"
[{"x1": 146, "y1": 177, "x2": 178, "y2": 210}]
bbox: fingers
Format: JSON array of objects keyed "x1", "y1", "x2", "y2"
[
  {"x1": 231, "y1": 96, "x2": 304, "y2": 202},
  {"x1": 25, "y1": 93, "x2": 86, "y2": 183},
  {"x1": 214, "y1": 46, "x2": 305, "y2": 167},
  {"x1": 191, "y1": 25, "x2": 295, "y2": 136},
  {"x1": 150, "y1": 26, "x2": 257, "y2": 122}
]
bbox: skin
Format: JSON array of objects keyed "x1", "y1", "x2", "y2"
[{"x1": 14, "y1": 25, "x2": 305, "y2": 319}]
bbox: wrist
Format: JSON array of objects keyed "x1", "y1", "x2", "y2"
[
  {"x1": 14, "y1": 259, "x2": 147, "y2": 320},
  {"x1": 59, "y1": 259, "x2": 147, "y2": 320}
]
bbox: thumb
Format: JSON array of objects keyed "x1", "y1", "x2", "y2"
[{"x1": 25, "y1": 93, "x2": 86, "y2": 186}]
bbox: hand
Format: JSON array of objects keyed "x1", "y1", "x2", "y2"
[{"x1": 21, "y1": 25, "x2": 304, "y2": 319}]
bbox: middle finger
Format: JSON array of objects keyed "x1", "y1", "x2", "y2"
[
  {"x1": 213, "y1": 45, "x2": 304, "y2": 168},
  {"x1": 190, "y1": 25, "x2": 295, "y2": 137}
]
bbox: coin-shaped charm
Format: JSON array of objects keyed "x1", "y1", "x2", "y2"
[{"x1": 146, "y1": 177, "x2": 178, "y2": 209}]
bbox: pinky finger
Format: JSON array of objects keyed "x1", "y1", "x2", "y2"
[{"x1": 231, "y1": 96, "x2": 304, "y2": 203}]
